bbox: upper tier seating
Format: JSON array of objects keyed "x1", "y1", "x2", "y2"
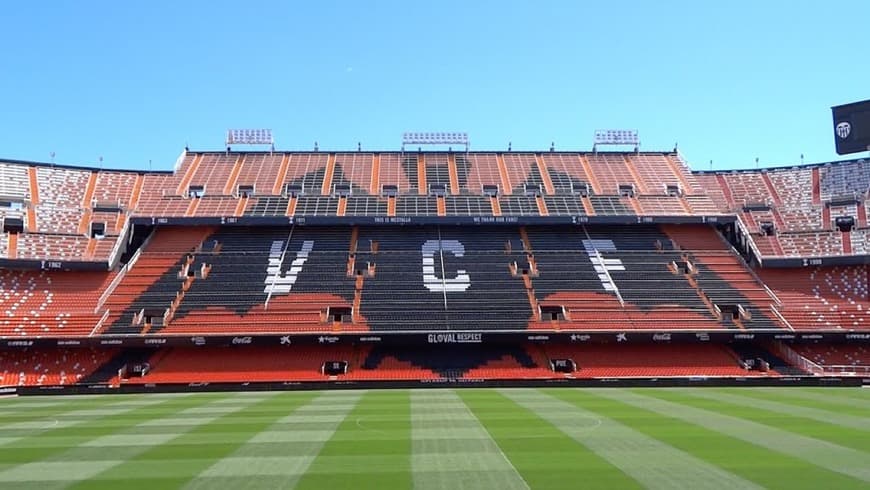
[
  {"x1": 0, "y1": 162, "x2": 30, "y2": 201},
  {"x1": 820, "y1": 160, "x2": 870, "y2": 200},
  {"x1": 2, "y1": 151, "x2": 867, "y2": 272}
]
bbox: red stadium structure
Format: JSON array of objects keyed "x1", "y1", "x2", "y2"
[{"x1": 0, "y1": 147, "x2": 867, "y2": 393}]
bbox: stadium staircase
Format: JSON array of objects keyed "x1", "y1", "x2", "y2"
[{"x1": 729, "y1": 344, "x2": 808, "y2": 376}]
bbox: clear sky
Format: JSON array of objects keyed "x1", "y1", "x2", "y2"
[{"x1": 1, "y1": 1, "x2": 868, "y2": 172}]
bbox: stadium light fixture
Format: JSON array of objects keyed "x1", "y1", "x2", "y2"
[
  {"x1": 593, "y1": 130, "x2": 639, "y2": 152},
  {"x1": 402, "y1": 132, "x2": 469, "y2": 152},
  {"x1": 226, "y1": 129, "x2": 274, "y2": 146}
]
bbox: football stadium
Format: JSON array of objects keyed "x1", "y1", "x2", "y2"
[
  {"x1": 0, "y1": 135, "x2": 868, "y2": 487},
  {"x1": 2, "y1": 2, "x2": 869, "y2": 487}
]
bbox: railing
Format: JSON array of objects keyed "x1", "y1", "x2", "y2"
[
  {"x1": 733, "y1": 216, "x2": 766, "y2": 265},
  {"x1": 822, "y1": 365, "x2": 870, "y2": 375},
  {"x1": 94, "y1": 228, "x2": 153, "y2": 313},
  {"x1": 769, "y1": 304, "x2": 794, "y2": 331},
  {"x1": 767, "y1": 341, "x2": 824, "y2": 376},
  {"x1": 107, "y1": 216, "x2": 131, "y2": 269},
  {"x1": 89, "y1": 309, "x2": 110, "y2": 337}
]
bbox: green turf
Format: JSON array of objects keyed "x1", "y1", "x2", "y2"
[{"x1": 0, "y1": 387, "x2": 867, "y2": 489}]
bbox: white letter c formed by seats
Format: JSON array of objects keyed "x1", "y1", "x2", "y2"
[{"x1": 421, "y1": 239, "x2": 471, "y2": 292}]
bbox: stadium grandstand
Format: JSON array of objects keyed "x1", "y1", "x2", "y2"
[{"x1": 0, "y1": 146, "x2": 867, "y2": 392}]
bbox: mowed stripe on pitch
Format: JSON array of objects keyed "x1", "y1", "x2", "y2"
[
  {"x1": 614, "y1": 389, "x2": 870, "y2": 484},
  {"x1": 411, "y1": 389, "x2": 529, "y2": 490},
  {"x1": 460, "y1": 389, "x2": 641, "y2": 490},
  {"x1": 0, "y1": 393, "x2": 202, "y2": 467},
  {"x1": 293, "y1": 390, "x2": 411, "y2": 490},
  {"x1": 0, "y1": 393, "x2": 230, "y2": 487},
  {"x1": 687, "y1": 388, "x2": 870, "y2": 433},
  {"x1": 0, "y1": 394, "x2": 192, "y2": 446},
  {"x1": 65, "y1": 392, "x2": 290, "y2": 490},
  {"x1": 183, "y1": 390, "x2": 365, "y2": 490},
  {"x1": 714, "y1": 387, "x2": 870, "y2": 416},
  {"x1": 572, "y1": 388, "x2": 866, "y2": 490},
  {"x1": 662, "y1": 388, "x2": 870, "y2": 453},
  {"x1": 507, "y1": 388, "x2": 762, "y2": 490}
]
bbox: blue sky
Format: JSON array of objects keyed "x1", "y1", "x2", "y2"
[{"x1": 1, "y1": 1, "x2": 867, "y2": 171}]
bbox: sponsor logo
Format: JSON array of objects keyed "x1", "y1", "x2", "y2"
[
  {"x1": 652, "y1": 333, "x2": 672, "y2": 341},
  {"x1": 733, "y1": 334, "x2": 755, "y2": 340},
  {"x1": 527, "y1": 335, "x2": 549, "y2": 341},
  {"x1": 845, "y1": 333, "x2": 870, "y2": 340},
  {"x1": 231, "y1": 336, "x2": 253, "y2": 345},
  {"x1": 359, "y1": 336, "x2": 382, "y2": 342},
  {"x1": 774, "y1": 334, "x2": 796, "y2": 340},
  {"x1": 570, "y1": 334, "x2": 591, "y2": 342},
  {"x1": 616, "y1": 332, "x2": 628, "y2": 342},
  {"x1": 318, "y1": 336, "x2": 340, "y2": 344},
  {"x1": 6, "y1": 340, "x2": 34, "y2": 347},
  {"x1": 836, "y1": 121, "x2": 851, "y2": 139},
  {"x1": 800, "y1": 334, "x2": 824, "y2": 340},
  {"x1": 190, "y1": 336, "x2": 206, "y2": 346},
  {"x1": 56, "y1": 340, "x2": 81, "y2": 346},
  {"x1": 427, "y1": 333, "x2": 482, "y2": 344},
  {"x1": 0, "y1": 387, "x2": 16, "y2": 395},
  {"x1": 144, "y1": 338, "x2": 167, "y2": 345},
  {"x1": 100, "y1": 339, "x2": 123, "y2": 345},
  {"x1": 695, "y1": 333, "x2": 710, "y2": 341},
  {"x1": 279, "y1": 336, "x2": 292, "y2": 345}
]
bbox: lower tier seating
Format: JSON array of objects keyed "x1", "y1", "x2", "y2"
[
  {"x1": 0, "y1": 348, "x2": 115, "y2": 386},
  {"x1": 541, "y1": 343, "x2": 753, "y2": 377},
  {"x1": 126, "y1": 345, "x2": 354, "y2": 384},
  {"x1": 354, "y1": 344, "x2": 551, "y2": 380},
  {"x1": 794, "y1": 343, "x2": 869, "y2": 373}
]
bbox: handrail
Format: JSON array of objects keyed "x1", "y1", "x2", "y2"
[
  {"x1": 733, "y1": 216, "x2": 766, "y2": 265},
  {"x1": 767, "y1": 340, "x2": 824, "y2": 376},
  {"x1": 89, "y1": 309, "x2": 110, "y2": 337},
  {"x1": 769, "y1": 304, "x2": 794, "y2": 331},
  {"x1": 107, "y1": 215, "x2": 132, "y2": 270},
  {"x1": 822, "y1": 365, "x2": 870, "y2": 374},
  {"x1": 729, "y1": 217, "x2": 785, "y2": 309},
  {"x1": 94, "y1": 227, "x2": 153, "y2": 313}
]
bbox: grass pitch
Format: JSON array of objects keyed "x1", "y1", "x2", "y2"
[{"x1": 0, "y1": 387, "x2": 867, "y2": 489}]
